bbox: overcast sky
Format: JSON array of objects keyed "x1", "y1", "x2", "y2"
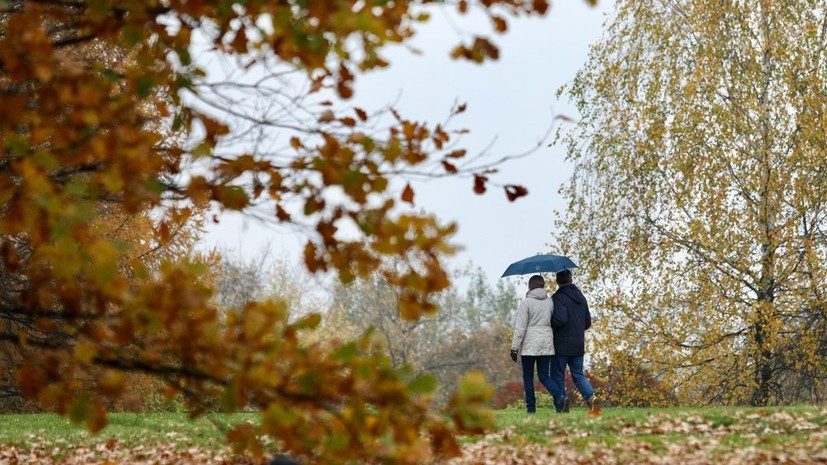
[{"x1": 201, "y1": 1, "x2": 615, "y2": 288}]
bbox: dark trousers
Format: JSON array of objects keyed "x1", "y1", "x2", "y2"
[
  {"x1": 553, "y1": 354, "x2": 595, "y2": 403},
  {"x1": 520, "y1": 355, "x2": 564, "y2": 413}
]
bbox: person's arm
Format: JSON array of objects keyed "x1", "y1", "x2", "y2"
[
  {"x1": 511, "y1": 301, "x2": 528, "y2": 354},
  {"x1": 584, "y1": 299, "x2": 592, "y2": 331},
  {"x1": 551, "y1": 296, "x2": 568, "y2": 328}
]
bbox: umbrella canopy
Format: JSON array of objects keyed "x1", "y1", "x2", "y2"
[{"x1": 500, "y1": 254, "x2": 577, "y2": 278}]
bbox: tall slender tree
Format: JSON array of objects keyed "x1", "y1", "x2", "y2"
[{"x1": 558, "y1": 0, "x2": 827, "y2": 406}]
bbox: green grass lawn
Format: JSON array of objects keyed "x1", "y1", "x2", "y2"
[
  {"x1": 1, "y1": 406, "x2": 825, "y2": 464},
  {"x1": 0, "y1": 412, "x2": 256, "y2": 449},
  {"x1": 0, "y1": 412, "x2": 259, "y2": 463}
]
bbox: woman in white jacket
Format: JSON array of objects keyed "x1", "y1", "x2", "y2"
[{"x1": 510, "y1": 275, "x2": 566, "y2": 413}]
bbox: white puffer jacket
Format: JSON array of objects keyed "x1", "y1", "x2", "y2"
[{"x1": 510, "y1": 288, "x2": 555, "y2": 356}]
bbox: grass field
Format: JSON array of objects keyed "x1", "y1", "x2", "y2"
[
  {"x1": 1, "y1": 406, "x2": 826, "y2": 464},
  {"x1": 0, "y1": 412, "x2": 254, "y2": 448},
  {"x1": 0, "y1": 412, "x2": 258, "y2": 464}
]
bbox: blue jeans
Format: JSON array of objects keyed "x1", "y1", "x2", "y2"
[
  {"x1": 520, "y1": 355, "x2": 564, "y2": 413},
  {"x1": 553, "y1": 355, "x2": 594, "y2": 404}
]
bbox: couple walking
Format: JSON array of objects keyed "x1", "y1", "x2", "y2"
[{"x1": 509, "y1": 269, "x2": 598, "y2": 414}]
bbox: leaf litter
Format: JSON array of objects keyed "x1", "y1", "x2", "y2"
[
  {"x1": 446, "y1": 409, "x2": 827, "y2": 465},
  {"x1": 0, "y1": 440, "x2": 260, "y2": 465}
]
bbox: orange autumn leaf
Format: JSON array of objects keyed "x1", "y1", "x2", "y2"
[{"x1": 401, "y1": 183, "x2": 415, "y2": 204}]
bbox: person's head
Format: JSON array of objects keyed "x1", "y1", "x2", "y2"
[
  {"x1": 556, "y1": 269, "x2": 573, "y2": 285},
  {"x1": 528, "y1": 275, "x2": 545, "y2": 290}
]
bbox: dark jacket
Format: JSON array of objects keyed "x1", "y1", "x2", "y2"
[{"x1": 550, "y1": 283, "x2": 591, "y2": 356}]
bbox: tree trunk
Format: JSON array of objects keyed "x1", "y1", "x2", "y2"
[{"x1": 752, "y1": 0, "x2": 777, "y2": 407}]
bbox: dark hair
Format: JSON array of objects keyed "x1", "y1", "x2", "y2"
[
  {"x1": 556, "y1": 269, "x2": 572, "y2": 284},
  {"x1": 528, "y1": 275, "x2": 545, "y2": 290}
]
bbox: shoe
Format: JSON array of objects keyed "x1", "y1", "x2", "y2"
[
  {"x1": 587, "y1": 395, "x2": 601, "y2": 415},
  {"x1": 562, "y1": 396, "x2": 570, "y2": 413}
]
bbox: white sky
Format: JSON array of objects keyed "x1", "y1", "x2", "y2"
[{"x1": 201, "y1": 1, "x2": 614, "y2": 287}]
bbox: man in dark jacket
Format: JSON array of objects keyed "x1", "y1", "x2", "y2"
[{"x1": 550, "y1": 269, "x2": 597, "y2": 413}]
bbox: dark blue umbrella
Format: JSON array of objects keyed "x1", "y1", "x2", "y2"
[{"x1": 500, "y1": 254, "x2": 577, "y2": 278}]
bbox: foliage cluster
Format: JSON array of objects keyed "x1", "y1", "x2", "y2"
[
  {"x1": 0, "y1": 0, "x2": 574, "y2": 462},
  {"x1": 492, "y1": 353, "x2": 676, "y2": 410},
  {"x1": 582, "y1": 352, "x2": 676, "y2": 408}
]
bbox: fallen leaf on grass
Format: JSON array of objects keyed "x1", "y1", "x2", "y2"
[{"x1": 587, "y1": 407, "x2": 602, "y2": 416}]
